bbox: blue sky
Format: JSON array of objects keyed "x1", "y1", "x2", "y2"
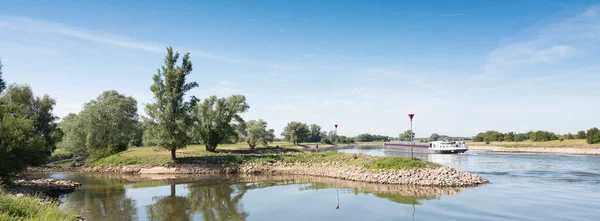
[{"x1": 1, "y1": 0, "x2": 599, "y2": 137}]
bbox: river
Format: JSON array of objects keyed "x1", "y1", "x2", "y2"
[{"x1": 39, "y1": 146, "x2": 600, "y2": 221}]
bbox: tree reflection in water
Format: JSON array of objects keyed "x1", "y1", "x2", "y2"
[
  {"x1": 61, "y1": 174, "x2": 466, "y2": 221},
  {"x1": 186, "y1": 180, "x2": 249, "y2": 221},
  {"x1": 146, "y1": 184, "x2": 192, "y2": 221},
  {"x1": 64, "y1": 176, "x2": 137, "y2": 221}
]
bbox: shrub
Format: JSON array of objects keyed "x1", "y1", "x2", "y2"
[{"x1": 587, "y1": 127, "x2": 600, "y2": 144}]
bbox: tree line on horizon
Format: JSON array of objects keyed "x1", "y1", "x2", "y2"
[{"x1": 472, "y1": 129, "x2": 600, "y2": 144}]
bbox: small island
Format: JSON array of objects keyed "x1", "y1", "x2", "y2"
[{"x1": 80, "y1": 146, "x2": 487, "y2": 187}]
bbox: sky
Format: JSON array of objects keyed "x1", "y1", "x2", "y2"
[{"x1": 1, "y1": 0, "x2": 599, "y2": 138}]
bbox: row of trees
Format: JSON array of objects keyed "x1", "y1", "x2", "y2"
[
  {"x1": 59, "y1": 48, "x2": 277, "y2": 160},
  {"x1": 279, "y1": 122, "x2": 353, "y2": 144},
  {"x1": 355, "y1": 133, "x2": 393, "y2": 142},
  {"x1": 473, "y1": 129, "x2": 600, "y2": 144}
]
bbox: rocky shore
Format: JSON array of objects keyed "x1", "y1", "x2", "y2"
[
  {"x1": 80, "y1": 161, "x2": 487, "y2": 187},
  {"x1": 5, "y1": 178, "x2": 81, "y2": 199}
]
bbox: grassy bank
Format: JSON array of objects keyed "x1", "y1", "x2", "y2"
[
  {"x1": 91, "y1": 144, "x2": 440, "y2": 172},
  {"x1": 467, "y1": 139, "x2": 600, "y2": 148},
  {"x1": 0, "y1": 192, "x2": 76, "y2": 221}
]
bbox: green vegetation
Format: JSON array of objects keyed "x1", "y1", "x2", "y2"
[
  {"x1": 0, "y1": 192, "x2": 76, "y2": 221},
  {"x1": 398, "y1": 130, "x2": 415, "y2": 141},
  {"x1": 244, "y1": 120, "x2": 275, "y2": 149},
  {"x1": 58, "y1": 90, "x2": 139, "y2": 159},
  {"x1": 308, "y1": 124, "x2": 324, "y2": 142},
  {"x1": 587, "y1": 127, "x2": 600, "y2": 144},
  {"x1": 48, "y1": 149, "x2": 74, "y2": 162},
  {"x1": 0, "y1": 84, "x2": 60, "y2": 179},
  {"x1": 144, "y1": 47, "x2": 198, "y2": 160},
  {"x1": 472, "y1": 128, "x2": 600, "y2": 145},
  {"x1": 467, "y1": 139, "x2": 600, "y2": 148},
  {"x1": 355, "y1": 133, "x2": 393, "y2": 142},
  {"x1": 368, "y1": 157, "x2": 440, "y2": 171},
  {"x1": 90, "y1": 144, "x2": 439, "y2": 172},
  {"x1": 190, "y1": 95, "x2": 249, "y2": 152},
  {"x1": 281, "y1": 121, "x2": 311, "y2": 144},
  {"x1": 0, "y1": 59, "x2": 5, "y2": 93}
]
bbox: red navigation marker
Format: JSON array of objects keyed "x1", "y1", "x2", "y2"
[
  {"x1": 334, "y1": 124, "x2": 338, "y2": 129},
  {"x1": 408, "y1": 114, "x2": 415, "y2": 121}
]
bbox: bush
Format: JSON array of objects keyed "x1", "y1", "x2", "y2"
[
  {"x1": 529, "y1": 130, "x2": 559, "y2": 142},
  {"x1": 47, "y1": 149, "x2": 74, "y2": 162},
  {"x1": 587, "y1": 127, "x2": 600, "y2": 144},
  {"x1": 0, "y1": 192, "x2": 76, "y2": 220},
  {"x1": 321, "y1": 137, "x2": 333, "y2": 145},
  {"x1": 559, "y1": 137, "x2": 564, "y2": 142}
]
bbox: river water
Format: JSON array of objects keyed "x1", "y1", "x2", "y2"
[{"x1": 41, "y1": 146, "x2": 600, "y2": 221}]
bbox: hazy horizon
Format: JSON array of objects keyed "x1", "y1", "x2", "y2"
[{"x1": 1, "y1": 1, "x2": 599, "y2": 138}]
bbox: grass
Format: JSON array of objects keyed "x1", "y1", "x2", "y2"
[
  {"x1": 368, "y1": 157, "x2": 441, "y2": 171},
  {"x1": 47, "y1": 148, "x2": 74, "y2": 163},
  {"x1": 0, "y1": 192, "x2": 76, "y2": 221},
  {"x1": 90, "y1": 142, "x2": 440, "y2": 172},
  {"x1": 466, "y1": 139, "x2": 600, "y2": 148}
]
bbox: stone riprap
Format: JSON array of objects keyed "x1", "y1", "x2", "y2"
[{"x1": 80, "y1": 161, "x2": 487, "y2": 187}]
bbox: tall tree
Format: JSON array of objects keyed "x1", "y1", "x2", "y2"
[
  {"x1": 281, "y1": 122, "x2": 310, "y2": 145},
  {"x1": 0, "y1": 58, "x2": 5, "y2": 93},
  {"x1": 587, "y1": 127, "x2": 600, "y2": 144},
  {"x1": 0, "y1": 85, "x2": 59, "y2": 178},
  {"x1": 398, "y1": 130, "x2": 415, "y2": 141},
  {"x1": 145, "y1": 47, "x2": 198, "y2": 160},
  {"x1": 191, "y1": 95, "x2": 249, "y2": 152},
  {"x1": 59, "y1": 90, "x2": 138, "y2": 158},
  {"x1": 429, "y1": 133, "x2": 440, "y2": 141},
  {"x1": 245, "y1": 119, "x2": 275, "y2": 149},
  {"x1": 576, "y1": 130, "x2": 587, "y2": 139},
  {"x1": 308, "y1": 124, "x2": 323, "y2": 142}
]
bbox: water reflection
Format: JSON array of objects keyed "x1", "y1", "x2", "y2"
[
  {"x1": 62, "y1": 175, "x2": 138, "y2": 221},
  {"x1": 53, "y1": 173, "x2": 469, "y2": 221}
]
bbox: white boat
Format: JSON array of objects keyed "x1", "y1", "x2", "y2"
[{"x1": 383, "y1": 140, "x2": 468, "y2": 154}]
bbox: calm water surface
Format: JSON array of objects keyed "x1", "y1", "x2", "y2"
[{"x1": 41, "y1": 146, "x2": 600, "y2": 221}]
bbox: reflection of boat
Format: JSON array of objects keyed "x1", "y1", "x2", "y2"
[{"x1": 383, "y1": 140, "x2": 468, "y2": 154}]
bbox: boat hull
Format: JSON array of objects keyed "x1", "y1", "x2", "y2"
[{"x1": 383, "y1": 142, "x2": 467, "y2": 154}]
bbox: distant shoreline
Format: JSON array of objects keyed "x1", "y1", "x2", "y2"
[{"x1": 468, "y1": 145, "x2": 600, "y2": 155}]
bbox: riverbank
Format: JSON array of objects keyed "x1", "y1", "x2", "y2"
[
  {"x1": 0, "y1": 178, "x2": 80, "y2": 221},
  {"x1": 469, "y1": 145, "x2": 600, "y2": 155},
  {"x1": 80, "y1": 149, "x2": 487, "y2": 187},
  {"x1": 292, "y1": 141, "x2": 384, "y2": 151}
]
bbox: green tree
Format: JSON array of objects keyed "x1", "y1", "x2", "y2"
[
  {"x1": 245, "y1": 119, "x2": 275, "y2": 149},
  {"x1": 587, "y1": 127, "x2": 600, "y2": 144},
  {"x1": 145, "y1": 47, "x2": 198, "y2": 160},
  {"x1": 281, "y1": 122, "x2": 310, "y2": 145},
  {"x1": 308, "y1": 124, "x2": 323, "y2": 142},
  {"x1": 186, "y1": 180, "x2": 249, "y2": 221},
  {"x1": 0, "y1": 85, "x2": 59, "y2": 178},
  {"x1": 515, "y1": 133, "x2": 528, "y2": 142},
  {"x1": 147, "y1": 184, "x2": 191, "y2": 221},
  {"x1": 59, "y1": 90, "x2": 138, "y2": 159},
  {"x1": 0, "y1": 58, "x2": 5, "y2": 93},
  {"x1": 398, "y1": 130, "x2": 415, "y2": 141},
  {"x1": 129, "y1": 120, "x2": 144, "y2": 147},
  {"x1": 191, "y1": 95, "x2": 249, "y2": 152},
  {"x1": 529, "y1": 130, "x2": 558, "y2": 142},
  {"x1": 429, "y1": 133, "x2": 440, "y2": 141},
  {"x1": 566, "y1": 133, "x2": 575, "y2": 139},
  {"x1": 576, "y1": 130, "x2": 587, "y2": 139},
  {"x1": 503, "y1": 132, "x2": 516, "y2": 142}
]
